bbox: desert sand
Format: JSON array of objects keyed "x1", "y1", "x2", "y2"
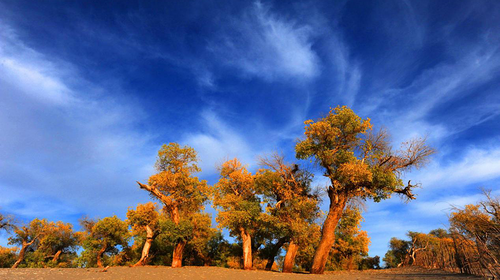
[{"x1": 0, "y1": 266, "x2": 483, "y2": 280}]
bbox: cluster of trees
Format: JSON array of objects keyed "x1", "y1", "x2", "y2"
[
  {"x1": 0, "y1": 106, "x2": 433, "y2": 273},
  {"x1": 384, "y1": 191, "x2": 499, "y2": 278}
]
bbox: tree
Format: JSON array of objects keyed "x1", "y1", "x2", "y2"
[
  {"x1": 184, "y1": 213, "x2": 218, "y2": 266},
  {"x1": 8, "y1": 218, "x2": 48, "y2": 268},
  {"x1": 0, "y1": 213, "x2": 15, "y2": 232},
  {"x1": 450, "y1": 193, "x2": 500, "y2": 278},
  {"x1": 213, "y1": 158, "x2": 262, "y2": 270},
  {"x1": 127, "y1": 202, "x2": 160, "y2": 266},
  {"x1": 0, "y1": 246, "x2": 18, "y2": 268},
  {"x1": 78, "y1": 216, "x2": 129, "y2": 268},
  {"x1": 35, "y1": 221, "x2": 78, "y2": 267},
  {"x1": 256, "y1": 155, "x2": 319, "y2": 272},
  {"x1": 383, "y1": 237, "x2": 408, "y2": 268},
  {"x1": 295, "y1": 106, "x2": 434, "y2": 274},
  {"x1": 137, "y1": 143, "x2": 209, "y2": 268}
]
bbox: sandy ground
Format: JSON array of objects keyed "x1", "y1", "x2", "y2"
[{"x1": 0, "y1": 266, "x2": 483, "y2": 280}]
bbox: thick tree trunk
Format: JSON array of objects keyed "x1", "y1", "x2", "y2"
[
  {"x1": 97, "y1": 242, "x2": 108, "y2": 268},
  {"x1": 133, "y1": 225, "x2": 154, "y2": 267},
  {"x1": 170, "y1": 205, "x2": 186, "y2": 268},
  {"x1": 310, "y1": 190, "x2": 347, "y2": 274},
  {"x1": 265, "y1": 237, "x2": 287, "y2": 271},
  {"x1": 283, "y1": 240, "x2": 299, "y2": 273},
  {"x1": 12, "y1": 241, "x2": 29, "y2": 268},
  {"x1": 52, "y1": 250, "x2": 62, "y2": 263},
  {"x1": 172, "y1": 239, "x2": 187, "y2": 268},
  {"x1": 348, "y1": 256, "x2": 354, "y2": 270},
  {"x1": 240, "y1": 227, "x2": 252, "y2": 270}
]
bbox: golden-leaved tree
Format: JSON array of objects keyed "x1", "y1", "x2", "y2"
[
  {"x1": 9, "y1": 218, "x2": 48, "y2": 268},
  {"x1": 256, "y1": 155, "x2": 319, "y2": 272},
  {"x1": 137, "y1": 143, "x2": 209, "y2": 268},
  {"x1": 78, "y1": 216, "x2": 129, "y2": 268},
  {"x1": 127, "y1": 202, "x2": 160, "y2": 266},
  {"x1": 296, "y1": 106, "x2": 434, "y2": 274},
  {"x1": 213, "y1": 158, "x2": 262, "y2": 270}
]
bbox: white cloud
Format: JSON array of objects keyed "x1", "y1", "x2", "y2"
[
  {"x1": 0, "y1": 21, "x2": 157, "y2": 220},
  {"x1": 417, "y1": 145, "x2": 500, "y2": 189},
  {"x1": 411, "y1": 191, "x2": 500, "y2": 217},
  {"x1": 182, "y1": 110, "x2": 259, "y2": 175},
  {"x1": 210, "y1": 1, "x2": 319, "y2": 81},
  {"x1": 406, "y1": 47, "x2": 500, "y2": 122}
]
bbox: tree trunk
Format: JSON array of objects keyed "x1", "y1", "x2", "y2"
[
  {"x1": 171, "y1": 206, "x2": 180, "y2": 225},
  {"x1": 169, "y1": 205, "x2": 186, "y2": 268},
  {"x1": 12, "y1": 241, "x2": 29, "y2": 268},
  {"x1": 52, "y1": 250, "x2": 62, "y2": 263},
  {"x1": 348, "y1": 255, "x2": 354, "y2": 270},
  {"x1": 240, "y1": 227, "x2": 252, "y2": 270},
  {"x1": 97, "y1": 242, "x2": 108, "y2": 268},
  {"x1": 172, "y1": 239, "x2": 187, "y2": 268},
  {"x1": 310, "y1": 190, "x2": 347, "y2": 274},
  {"x1": 133, "y1": 225, "x2": 154, "y2": 267},
  {"x1": 265, "y1": 237, "x2": 287, "y2": 271},
  {"x1": 283, "y1": 240, "x2": 299, "y2": 273}
]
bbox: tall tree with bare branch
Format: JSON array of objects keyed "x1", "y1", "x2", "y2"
[
  {"x1": 296, "y1": 106, "x2": 435, "y2": 274},
  {"x1": 137, "y1": 143, "x2": 208, "y2": 268}
]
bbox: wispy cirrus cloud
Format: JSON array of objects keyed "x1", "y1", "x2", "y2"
[
  {"x1": 209, "y1": 1, "x2": 320, "y2": 82},
  {"x1": 416, "y1": 145, "x2": 500, "y2": 190}
]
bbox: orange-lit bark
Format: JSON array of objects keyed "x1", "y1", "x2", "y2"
[
  {"x1": 52, "y1": 250, "x2": 62, "y2": 263},
  {"x1": 283, "y1": 240, "x2": 299, "y2": 273},
  {"x1": 12, "y1": 240, "x2": 34, "y2": 268},
  {"x1": 133, "y1": 225, "x2": 154, "y2": 267},
  {"x1": 172, "y1": 239, "x2": 187, "y2": 268},
  {"x1": 96, "y1": 242, "x2": 107, "y2": 268},
  {"x1": 240, "y1": 227, "x2": 252, "y2": 270},
  {"x1": 310, "y1": 189, "x2": 347, "y2": 274}
]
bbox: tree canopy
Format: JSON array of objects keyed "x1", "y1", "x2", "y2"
[{"x1": 296, "y1": 106, "x2": 434, "y2": 274}]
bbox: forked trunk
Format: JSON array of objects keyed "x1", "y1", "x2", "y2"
[
  {"x1": 96, "y1": 242, "x2": 108, "y2": 268},
  {"x1": 52, "y1": 250, "x2": 62, "y2": 263},
  {"x1": 172, "y1": 239, "x2": 187, "y2": 268},
  {"x1": 265, "y1": 237, "x2": 287, "y2": 271},
  {"x1": 12, "y1": 241, "x2": 29, "y2": 268},
  {"x1": 310, "y1": 191, "x2": 347, "y2": 274},
  {"x1": 283, "y1": 240, "x2": 299, "y2": 273},
  {"x1": 133, "y1": 225, "x2": 154, "y2": 267},
  {"x1": 240, "y1": 227, "x2": 252, "y2": 270}
]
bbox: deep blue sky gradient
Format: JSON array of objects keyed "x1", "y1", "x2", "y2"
[{"x1": 1, "y1": 0, "x2": 500, "y2": 259}]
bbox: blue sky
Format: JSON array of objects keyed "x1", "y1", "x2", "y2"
[{"x1": 1, "y1": 0, "x2": 500, "y2": 259}]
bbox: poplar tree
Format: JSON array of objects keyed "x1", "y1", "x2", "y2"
[
  {"x1": 213, "y1": 158, "x2": 262, "y2": 270},
  {"x1": 296, "y1": 106, "x2": 434, "y2": 274},
  {"x1": 9, "y1": 219, "x2": 48, "y2": 268},
  {"x1": 127, "y1": 202, "x2": 160, "y2": 266},
  {"x1": 79, "y1": 216, "x2": 129, "y2": 268},
  {"x1": 137, "y1": 143, "x2": 208, "y2": 268},
  {"x1": 256, "y1": 155, "x2": 319, "y2": 272}
]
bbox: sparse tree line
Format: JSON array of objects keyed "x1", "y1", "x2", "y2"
[
  {"x1": 0, "y1": 107, "x2": 433, "y2": 274},
  {"x1": 384, "y1": 191, "x2": 500, "y2": 279}
]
